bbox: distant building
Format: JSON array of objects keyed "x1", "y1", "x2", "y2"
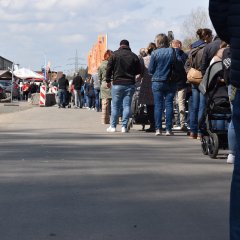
[{"x1": 0, "y1": 56, "x2": 13, "y2": 70}]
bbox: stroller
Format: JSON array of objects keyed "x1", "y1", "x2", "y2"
[
  {"x1": 199, "y1": 61, "x2": 231, "y2": 158},
  {"x1": 128, "y1": 86, "x2": 149, "y2": 131}
]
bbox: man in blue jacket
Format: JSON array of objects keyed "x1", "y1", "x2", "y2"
[
  {"x1": 149, "y1": 33, "x2": 182, "y2": 136},
  {"x1": 209, "y1": 1, "x2": 240, "y2": 239}
]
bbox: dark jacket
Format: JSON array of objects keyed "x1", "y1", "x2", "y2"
[
  {"x1": 58, "y1": 76, "x2": 69, "y2": 90},
  {"x1": 175, "y1": 49, "x2": 188, "y2": 90},
  {"x1": 209, "y1": 0, "x2": 240, "y2": 88},
  {"x1": 201, "y1": 37, "x2": 222, "y2": 75},
  {"x1": 106, "y1": 46, "x2": 141, "y2": 85},
  {"x1": 72, "y1": 75, "x2": 83, "y2": 90},
  {"x1": 185, "y1": 40, "x2": 206, "y2": 73}
]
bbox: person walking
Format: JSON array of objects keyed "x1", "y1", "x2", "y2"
[
  {"x1": 209, "y1": 1, "x2": 240, "y2": 239},
  {"x1": 72, "y1": 73, "x2": 83, "y2": 108},
  {"x1": 98, "y1": 50, "x2": 113, "y2": 124},
  {"x1": 106, "y1": 39, "x2": 141, "y2": 133},
  {"x1": 58, "y1": 74, "x2": 69, "y2": 108}
]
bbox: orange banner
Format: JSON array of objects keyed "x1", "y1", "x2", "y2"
[{"x1": 88, "y1": 34, "x2": 107, "y2": 74}]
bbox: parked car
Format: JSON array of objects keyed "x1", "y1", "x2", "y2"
[
  {"x1": 0, "y1": 86, "x2": 6, "y2": 100},
  {"x1": 0, "y1": 80, "x2": 19, "y2": 99}
]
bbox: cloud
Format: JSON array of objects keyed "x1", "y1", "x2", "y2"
[
  {"x1": 59, "y1": 34, "x2": 86, "y2": 44},
  {"x1": 0, "y1": 0, "x2": 209, "y2": 72}
]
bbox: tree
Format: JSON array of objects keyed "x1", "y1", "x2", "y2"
[{"x1": 181, "y1": 7, "x2": 213, "y2": 49}]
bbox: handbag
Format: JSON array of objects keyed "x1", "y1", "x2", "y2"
[{"x1": 187, "y1": 67, "x2": 203, "y2": 84}]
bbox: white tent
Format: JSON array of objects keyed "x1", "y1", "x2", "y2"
[{"x1": 13, "y1": 68, "x2": 44, "y2": 80}]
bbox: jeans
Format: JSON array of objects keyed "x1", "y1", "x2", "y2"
[
  {"x1": 229, "y1": 120, "x2": 237, "y2": 155},
  {"x1": 152, "y1": 81, "x2": 176, "y2": 131},
  {"x1": 190, "y1": 87, "x2": 206, "y2": 134},
  {"x1": 94, "y1": 88, "x2": 100, "y2": 111},
  {"x1": 58, "y1": 89, "x2": 67, "y2": 107},
  {"x1": 228, "y1": 85, "x2": 237, "y2": 155},
  {"x1": 74, "y1": 90, "x2": 82, "y2": 108},
  {"x1": 230, "y1": 89, "x2": 240, "y2": 240},
  {"x1": 111, "y1": 84, "x2": 135, "y2": 128}
]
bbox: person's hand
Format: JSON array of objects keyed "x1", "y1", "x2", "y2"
[{"x1": 106, "y1": 82, "x2": 111, "y2": 88}]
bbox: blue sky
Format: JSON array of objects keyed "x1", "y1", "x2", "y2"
[{"x1": 0, "y1": 0, "x2": 209, "y2": 74}]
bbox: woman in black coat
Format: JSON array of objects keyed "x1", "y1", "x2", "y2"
[{"x1": 209, "y1": 1, "x2": 240, "y2": 239}]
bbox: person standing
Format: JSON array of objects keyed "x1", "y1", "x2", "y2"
[
  {"x1": 171, "y1": 39, "x2": 188, "y2": 131},
  {"x1": 106, "y1": 39, "x2": 141, "y2": 133},
  {"x1": 72, "y1": 73, "x2": 83, "y2": 108},
  {"x1": 209, "y1": 1, "x2": 240, "y2": 239},
  {"x1": 92, "y1": 73, "x2": 101, "y2": 112},
  {"x1": 58, "y1": 74, "x2": 69, "y2": 108},
  {"x1": 185, "y1": 28, "x2": 213, "y2": 139},
  {"x1": 148, "y1": 33, "x2": 182, "y2": 136},
  {"x1": 98, "y1": 50, "x2": 113, "y2": 124},
  {"x1": 138, "y1": 42, "x2": 156, "y2": 132}
]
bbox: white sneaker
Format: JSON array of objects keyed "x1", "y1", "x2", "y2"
[
  {"x1": 166, "y1": 130, "x2": 174, "y2": 136},
  {"x1": 121, "y1": 127, "x2": 128, "y2": 133},
  {"x1": 227, "y1": 153, "x2": 235, "y2": 164},
  {"x1": 107, "y1": 126, "x2": 116, "y2": 132},
  {"x1": 155, "y1": 129, "x2": 162, "y2": 136}
]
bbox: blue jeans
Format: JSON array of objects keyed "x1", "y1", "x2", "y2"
[
  {"x1": 229, "y1": 120, "x2": 237, "y2": 155},
  {"x1": 190, "y1": 87, "x2": 206, "y2": 134},
  {"x1": 74, "y1": 90, "x2": 82, "y2": 108},
  {"x1": 94, "y1": 88, "x2": 100, "y2": 111},
  {"x1": 152, "y1": 81, "x2": 176, "y2": 131},
  {"x1": 230, "y1": 89, "x2": 240, "y2": 240},
  {"x1": 228, "y1": 85, "x2": 237, "y2": 155},
  {"x1": 111, "y1": 85, "x2": 135, "y2": 128},
  {"x1": 58, "y1": 89, "x2": 67, "y2": 107}
]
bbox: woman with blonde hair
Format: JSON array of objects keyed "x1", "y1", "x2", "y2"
[{"x1": 98, "y1": 50, "x2": 113, "y2": 124}]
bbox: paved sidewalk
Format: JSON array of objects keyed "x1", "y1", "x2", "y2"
[{"x1": 0, "y1": 105, "x2": 232, "y2": 240}]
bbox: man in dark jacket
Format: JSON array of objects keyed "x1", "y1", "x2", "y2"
[
  {"x1": 58, "y1": 74, "x2": 69, "y2": 108},
  {"x1": 72, "y1": 73, "x2": 83, "y2": 108},
  {"x1": 209, "y1": 1, "x2": 240, "y2": 239},
  {"x1": 106, "y1": 39, "x2": 141, "y2": 133},
  {"x1": 172, "y1": 39, "x2": 188, "y2": 131}
]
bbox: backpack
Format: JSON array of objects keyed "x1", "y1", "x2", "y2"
[
  {"x1": 185, "y1": 44, "x2": 206, "y2": 73},
  {"x1": 168, "y1": 48, "x2": 184, "y2": 83}
]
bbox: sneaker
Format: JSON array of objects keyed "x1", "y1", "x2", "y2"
[
  {"x1": 107, "y1": 126, "x2": 116, "y2": 132},
  {"x1": 180, "y1": 125, "x2": 188, "y2": 131},
  {"x1": 227, "y1": 154, "x2": 235, "y2": 164},
  {"x1": 173, "y1": 126, "x2": 182, "y2": 130},
  {"x1": 145, "y1": 127, "x2": 155, "y2": 132},
  {"x1": 121, "y1": 127, "x2": 128, "y2": 133},
  {"x1": 155, "y1": 129, "x2": 162, "y2": 136},
  {"x1": 165, "y1": 130, "x2": 174, "y2": 136}
]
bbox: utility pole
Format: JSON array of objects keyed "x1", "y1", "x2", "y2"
[
  {"x1": 75, "y1": 49, "x2": 79, "y2": 73},
  {"x1": 68, "y1": 49, "x2": 85, "y2": 74}
]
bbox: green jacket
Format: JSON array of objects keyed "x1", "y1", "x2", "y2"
[{"x1": 98, "y1": 60, "x2": 111, "y2": 99}]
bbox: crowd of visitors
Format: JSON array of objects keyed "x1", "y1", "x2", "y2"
[{"x1": 52, "y1": 29, "x2": 235, "y2": 168}]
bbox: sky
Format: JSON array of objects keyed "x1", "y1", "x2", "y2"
[{"x1": 0, "y1": 0, "x2": 209, "y2": 75}]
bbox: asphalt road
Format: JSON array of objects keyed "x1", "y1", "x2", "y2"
[{"x1": 0, "y1": 103, "x2": 233, "y2": 240}]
